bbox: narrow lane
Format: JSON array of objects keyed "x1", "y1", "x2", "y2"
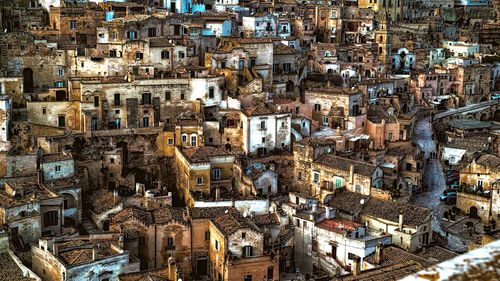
[{"x1": 412, "y1": 117, "x2": 468, "y2": 252}]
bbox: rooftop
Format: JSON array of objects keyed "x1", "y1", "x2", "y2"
[
  {"x1": 0, "y1": 177, "x2": 59, "y2": 208},
  {"x1": 0, "y1": 252, "x2": 36, "y2": 281},
  {"x1": 180, "y1": 146, "x2": 233, "y2": 164},
  {"x1": 314, "y1": 154, "x2": 377, "y2": 177}
]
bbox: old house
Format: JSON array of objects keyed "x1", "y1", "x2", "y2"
[
  {"x1": 315, "y1": 208, "x2": 392, "y2": 275},
  {"x1": 175, "y1": 146, "x2": 235, "y2": 206},
  {"x1": 305, "y1": 86, "x2": 363, "y2": 131},
  {"x1": 242, "y1": 13, "x2": 277, "y2": 38},
  {"x1": 365, "y1": 106, "x2": 401, "y2": 149},
  {"x1": 109, "y1": 206, "x2": 191, "y2": 272},
  {"x1": 273, "y1": 43, "x2": 300, "y2": 98},
  {"x1": 208, "y1": 212, "x2": 279, "y2": 281},
  {"x1": 240, "y1": 103, "x2": 292, "y2": 156},
  {"x1": 31, "y1": 234, "x2": 140, "y2": 281},
  {"x1": 0, "y1": 177, "x2": 63, "y2": 249},
  {"x1": 327, "y1": 188, "x2": 433, "y2": 252}
]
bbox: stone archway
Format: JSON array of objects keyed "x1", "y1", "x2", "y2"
[
  {"x1": 480, "y1": 113, "x2": 488, "y2": 121},
  {"x1": 469, "y1": 206, "x2": 478, "y2": 219},
  {"x1": 494, "y1": 110, "x2": 500, "y2": 121}
]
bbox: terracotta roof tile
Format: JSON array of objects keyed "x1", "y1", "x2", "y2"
[
  {"x1": 274, "y1": 43, "x2": 297, "y2": 55},
  {"x1": 314, "y1": 154, "x2": 377, "y2": 177},
  {"x1": 361, "y1": 197, "x2": 431, "y2": 227},
  {"x1": 181, "y1": 146, "x2": 232, "y2": 163},
  {"x1": 363, "y1": 245, "x2": 435, "y2": 268}
]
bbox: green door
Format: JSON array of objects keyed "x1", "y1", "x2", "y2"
[{"x1": 336, "y1": 179, "x2": 342, "y2": 188}]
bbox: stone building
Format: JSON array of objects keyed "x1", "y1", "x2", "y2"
[
  {"x1": 305, "y1": 86, "x2": 363, "y2": 131},
  {"x1": 31, "y1": 234, "x2": 140, "y2": 281},
  {"x1": 0, "y1": 177, "x2": 64, "y2": 248},
  {"x1": 365, "y1": 106, "x2": 401, "y2": 149},
  {"x1": 240, "y1": 103, "x2": 292, "y2": 156},
  {"x1": 175, "y1": 146, "x2": 235, "y2": 206},
  {"x1": 327, "y1": 189, "x2": 433, "y2": 252},
  {"x1": 109, "y1": 206, "x2": 191, "y2": 272},
  {"x1": 208, "y1": 212, "x2": 279, "y2": 281}
]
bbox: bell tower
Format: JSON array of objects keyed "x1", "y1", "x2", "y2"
[{"x1": 375, "y1": 11, "x2": 391, "y2": 66}]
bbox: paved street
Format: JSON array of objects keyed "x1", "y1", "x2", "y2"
[{"x1": 412, "y1": 117, "x2": 468, "y2": 252}]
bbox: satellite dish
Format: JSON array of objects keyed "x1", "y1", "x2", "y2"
[
  {"x1": 243, "y1": 211, "x2": 248, "y2": 217},
  {"x1": 225, "y1": 209, "x2": 229, "y2": 214},
  {"x1": 360, "y1": 199, "x2": 365, "y2": 205},
  {"x1": 269, "y1": 206, "x2": 274, "y2": 213}
]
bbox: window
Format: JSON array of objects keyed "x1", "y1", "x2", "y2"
[
  {"x1": 197, "y1": 177, "x2": 203, "y2": 185},
  {"x1": 148, "y1": 27, "x2": 157, "y2": 37},
  {"x1": 215, "y1": 240, "x2": 219, "y2": 250},
  {"x1": 55, "y1": 166, "x2": 61, "y2": 172},
  {"x1": 322, "y1": 116, "x2": 329, "y2": 125},
  {"x1": 260, "y1": 121, "x2": 266, "y2": 130},
  {"x1": 181, "y1": 134, "x2": 187, "y2": 143},
  {"x1": 43, "y1": 211, "x2": 58, "y2": 227},
  {"x1": 142, "y1": 93, "x2": 151, "y2": 105},
  {"x1": 314, "y1": 104, "x2": 321, "y2": 111},
  {"x1": 243, "y1": 246, "x2": 253, "y2": 257},
  {"x1": 190, "y1": 135, "x2": 197, "y2": 146},
  {"x1": 70, "y1": 20, "x2": 76, "y2": 30},
  {"x1": 165, "y1": 91, "x2": 171, "y2": 100},
  {"x1": 94, "y1": 96, "x2": 99, "y2": 107},
  {"x1": 355, "y1": 185, "x2": 360, "y2": 193},
  {"x1": 142, "y1": 116, "x2": 149, "y2": 128},
  {"x1": 114, "y1": 94, "x2": 120, "y2": 106},
  {"x1": 42, "y1": 108, "x2": 46, "y2": 115},
  {"x1": 7, "y1": 44, "x2": 12, "y2": 50},
  {"x1": 168, "y1": 138, "x2": 174, "y2": 145},
  {"x1": 262, "y1": 137, "x2": 266, "y2": 143},
  {"x1": 127, "y1": 31, "x2": 137, "y2": 39},
  {"x1": 298, "y1": 172, "x2": 302, "y2": 180},
  {"x1": 178, "y1": 52, "x2": 185, "y2": 58},
  {"x1": 58, "y1": 69, "x2": 64, "y2": 76},
  {"x1": 209, "y1": 87, "x2": 214, "y2": 99},
  {"x1": 244, "y1": 275, "x2": 252, "y2": 281},
  {"x1": 267, "y1": 266, "x2": 274, "y2": 280},
  {"x1": 167, "y1": 237, "x2": 173, "y2": 245},
  {"x1": 136, "y1": 52, "x2": 143, "y2": 60},
  {"x1": 283, "y1": 63, "x2": 291, "y2": 73},
  {"x1": 180, "y1": 93, "x2": 185, "y2": 100},
  {"x1": 20, "y1": 45, "x2": 25, "y2": 51},
  {"x1": 213, "y1": 168, "x2": 221, "y2": 180},
  {"x1": 58, "y1": 115, "x2": 65, "y2": 128},
  {"x1": 112, "y1": 32, "x2": 117, "y2": 40},
  {"x1": 161, "y1": 50, "x2": 170, "y2": 59},
  {"x1": 242, "y1": 232, "x2": 246, "y2": 239},
  {"x1": 313, "y1": 172, "x2": 320, "y2": 183},
  {"x1": 110, "y1": 50, "x2": 117, "y2": 57}
]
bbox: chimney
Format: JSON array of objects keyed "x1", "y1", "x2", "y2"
[
  {"x1": 353, "y1": 256, "x2": 361, "y2": 276},
  {"x1": 327, "y1": 80, "x2": 331, "y2": 87},
  {"x1": 336, "y1": 126, "x2": 340, "y2": 135},
  {"x1": 92, "y1": 245, "x2": 98, "y2": 261},
  {"x1": 350, "y1": 164, "x2": 354, "y2": 186},
  {"x1": 215, "y1": 187, "x2": 220, "y2": 200},
  {"x1": 375, "y1": 242, "x2": 382, "y2": 264},
  {"x1": 399, "y1": 210, "x2": 404, "y2": 231},
  {"x1": 52, "y1": 240, "x2": 58, "y2": 256},
  {"x1": 119, "y1": 235, "x2": 124, "y2": 248},
  {"x1": 312, "y1": 203, "x2": 317, "y2": 213},
  {"x1": 325, "y1": 206, "x2": 333, "y2": 219}
]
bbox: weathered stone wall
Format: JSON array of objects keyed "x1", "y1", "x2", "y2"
[{"x1": 456, "y1": 192, "x2": 490, "y2": 223}]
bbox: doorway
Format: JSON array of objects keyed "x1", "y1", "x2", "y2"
[
  {"x1": 23, "y1": 68, "x2": 34, "y2": 93},
  {"x1": 469, "y1": 206, "x2": 478, "y2": 219}
]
